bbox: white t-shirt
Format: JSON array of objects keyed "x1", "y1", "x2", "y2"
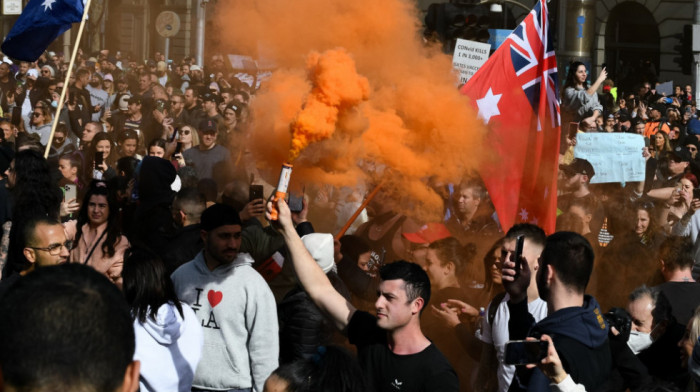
[{"x1": 479, "y1": 294, "x2": 548, "y2": 392}]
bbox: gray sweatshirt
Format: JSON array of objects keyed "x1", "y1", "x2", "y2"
[
  {"x1": 171, "y1": 251, "x2": 278, "y2": 391},
  {"x1": 562, "y1": 86, "x2": 603, "y2": 121}
]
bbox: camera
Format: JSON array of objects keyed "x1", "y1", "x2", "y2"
[{"x1": 604, "y1": 307, "x2": 632, "y2": 342}]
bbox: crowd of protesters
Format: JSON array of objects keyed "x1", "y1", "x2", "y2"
[{"x1": 0, "y1": 45, "x2": 700, "y2": 392}]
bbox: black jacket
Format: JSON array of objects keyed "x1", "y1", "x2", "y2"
[
  {"x1": 508, "y1": 295, "x2": 612, "y2": 392},
  {"x1": 278, "y1": 271, "x2": 350, "y2": 364}
]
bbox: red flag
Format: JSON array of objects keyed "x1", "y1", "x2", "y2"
[{"x1": 460, "y1": 0, "x2": 560, "y2": 233}]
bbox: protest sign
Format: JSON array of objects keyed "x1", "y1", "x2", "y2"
[
  {"x1": 573, "y1": 133, "x2": 645, "y2": 184},
  {"x1": 656, "y1": 80, "x2": 673, "y2": 96},
  {"x1": 452, "y1": 39, "x2": 491, "y2": 85}
]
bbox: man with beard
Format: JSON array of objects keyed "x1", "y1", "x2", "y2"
[
  {"x1": 558, "y1": 158, "x2": 604, "y2": 237},
  {"x1": 0, "y1": 62, "x2": 16, "y2": 95},
  {"x1": 86, "y1": 73, "x2": 108, "y2": 121},
  {"x1": 502, "y1": 231, "x2": 612, "y2": 392},
  {"x1": 171, "y1": 203, "x2": 278, "y2": 392},
  {"x1": 183, "y1": 87, "x2": 202, "y2": 126}
]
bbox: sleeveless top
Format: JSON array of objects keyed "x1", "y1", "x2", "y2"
[{"x1": 355, "y1": 214, "x2": 407, "y2": 270}]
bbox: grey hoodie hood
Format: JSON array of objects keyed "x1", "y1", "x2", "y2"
[{"x1": 143, "y1": 303, "x2": 185, "y2": 345}]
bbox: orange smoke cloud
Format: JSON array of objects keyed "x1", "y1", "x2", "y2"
[
  {"x1": 289, "y1": 49, "x2": 370, "y2": 161},
  {"x1": 213, "y1": 0, "x2": 488, "y2": 221}
]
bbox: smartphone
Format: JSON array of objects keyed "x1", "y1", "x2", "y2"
[
  {"x1": 601, "y1": 63, "x2": 607, "y2": 70},
  {"x1": 64, "y1": 184, "x2": 77, "y2": 202},
  {"x1": 288, "y1": 192, "x2": 304, "y2": 213},
  {"x1": 513, "y1": 235, "x2": 525, "y2": 273},
  {"x1": 170, "y1": 127, "x2": 179, "y2": 142},
  {"x1": 693, "y1": 188, "x2": 700, "y2": 200},
  {"x1": 175, "y1": 142, "x2": 182, "y2": 154},
  {"x1": 249, "y1": 184, "x2": 264, "y2": 201},
  {"x1": 94, "y1": 151, "x2": 104, "y2": 166},
  {"x1": 155, "y1": 99, "x2": 167, "y2": 113},
  {"x1": 504, "y1": 340, "x2": 549, "y2": 365},
  {"x1": 568, "y1": 122, "x2": 579, "y2": 138}
]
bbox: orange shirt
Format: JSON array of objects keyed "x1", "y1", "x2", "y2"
[{"x1": 644, "y1": 120, "x2": 670, "y2": 138}]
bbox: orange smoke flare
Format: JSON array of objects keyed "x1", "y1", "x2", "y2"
[
  {"x1": 289, "y1": 49, "x2": 370, "y2": 162},
  {"x1": 213, "y1": 0, "x2": 488, "y2": 222}
]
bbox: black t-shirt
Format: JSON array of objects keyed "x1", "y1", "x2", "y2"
[
  {"x1": 656, "y1": 281, "x2": 700, "y2": 325},
  {"x1": 347, "y1": 310, "x2": 459, "y2": 392}
]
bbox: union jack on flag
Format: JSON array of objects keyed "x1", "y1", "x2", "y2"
[{"x1": 460, "y1": 0, "x2": 561, "y2": 233}]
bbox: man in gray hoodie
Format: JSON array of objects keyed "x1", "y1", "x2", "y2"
[{"x1": 171, "y1": 203, "x2": 278, "y2": 392}]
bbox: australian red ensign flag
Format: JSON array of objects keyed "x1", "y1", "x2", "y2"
[{"x1": 460, "y1": 0, "x2": 560, "y2": 233}]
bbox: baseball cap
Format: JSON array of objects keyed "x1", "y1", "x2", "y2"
[
  {"x1": 650, "y1": 103, "x2": 666, "y2": 113},
  {"x1": 127, "y1": 95, "x2": 142, "y2": 105},
  {"x1": 670, "y1": 146, "x2": 692, "y2": 162},
  {"x1": 559, "y1": 158, "x2": 595, "y2": 178},
  {"x1": 201, "y1": 92, "x2": 221, "y2": 104},
  {"x1": 103, "y1": 73, "x2": 113, "y2": 82},
  {"x1": 402, "y1": 223, "x2": 452, "y2": 244},
  {"x1": 200, "y1": 119, "x2": 217, "y2": 133},
  {"x1": 200, "y1": 203, "x2": 242, "y2": 231}
]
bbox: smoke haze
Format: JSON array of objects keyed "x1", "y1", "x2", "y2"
[{"x1": 214, "y1": 0, "x2": 488, "y2": 221}]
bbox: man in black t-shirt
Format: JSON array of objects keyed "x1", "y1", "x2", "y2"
[
  {"x1": 268, "y1": 199, "x2": 459, "y2": 392},
  {"x1": 656, "y1": 236, "x2": 700, "y2": 325}
]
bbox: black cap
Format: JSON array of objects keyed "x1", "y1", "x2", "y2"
[
  {"x1": 127, "y1": 95, "x2": 142, "y2": 105},
  {"x1": 201, "y1": 92, "x2": 221, "y2": 104},
  {"x1": 559, "y1": 158, "x2": 595, "y2": 178},
  {"x1": 201, "y1": 203, "x2": 242, "y2": 231},
  {"x1": 650, "y1": 103, "x2": 666, "y2": 113},
  {"x1": 200, "y1": 119, "x2": 217, "y2": 133},
  {"x1": 670, "y1": 146, "x2": 692, "y2": 162}
]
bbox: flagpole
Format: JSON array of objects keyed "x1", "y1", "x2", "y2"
[{"x1": 44, "y1": 0, "x2": 93, "y2": 158}]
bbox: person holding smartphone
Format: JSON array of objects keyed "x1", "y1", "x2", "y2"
[
  {"x1": 502, "y1": 232, "x2": 611, "y2": 392},
  {"x1": 86, "y1": 132, "x2": 118, "y2": 180}
]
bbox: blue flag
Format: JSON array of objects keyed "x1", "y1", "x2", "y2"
[{"x1": 1, "y1": 0, "x2": 84, "y2": 62}]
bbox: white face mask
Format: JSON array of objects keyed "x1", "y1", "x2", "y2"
[{"x1": 627, "y1": 330, "x2": 653, "y2": 354}]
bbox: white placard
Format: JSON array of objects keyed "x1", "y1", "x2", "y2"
[
  {"x1": 452, "y1": 39, "x2": 491, "y2": 85},
  {"x1": 3, "y1": 0, "x2": 21, "y2": 15},
  {"x1": 656, "y1": 80, "x2": 673, "y2": 96},
  {"x1": 573, "y1": 133, "x2": 646, "y2": 184}
]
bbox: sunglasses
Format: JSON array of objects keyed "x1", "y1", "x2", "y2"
[
  {"x1": 32, "y1": 112, "x2": 42, "y2": 117},
  {"x1": 180, "y1": 129, "x2": 191, "y2": 135}
]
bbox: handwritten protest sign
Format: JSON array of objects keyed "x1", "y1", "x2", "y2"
[
  {"x1": 452, "y1": 39, "x2": 491, "y2": 85},
  {"x1": 573, "y1": 133, "x2": 645, "y2": 184}
]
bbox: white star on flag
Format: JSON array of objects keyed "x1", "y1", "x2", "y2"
[
  {"x1": 519, "y1": 208, "x2": 529, "y2": 221},
  {"x1": 531, "y1": 217, "x2": 539, "y2": 225},
  {"x1": 476, "y1": 88, "x2": 502, "y2": 124},
  {"x1": 42, "y1": 0, "x2": 56, "y2": 11}
]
